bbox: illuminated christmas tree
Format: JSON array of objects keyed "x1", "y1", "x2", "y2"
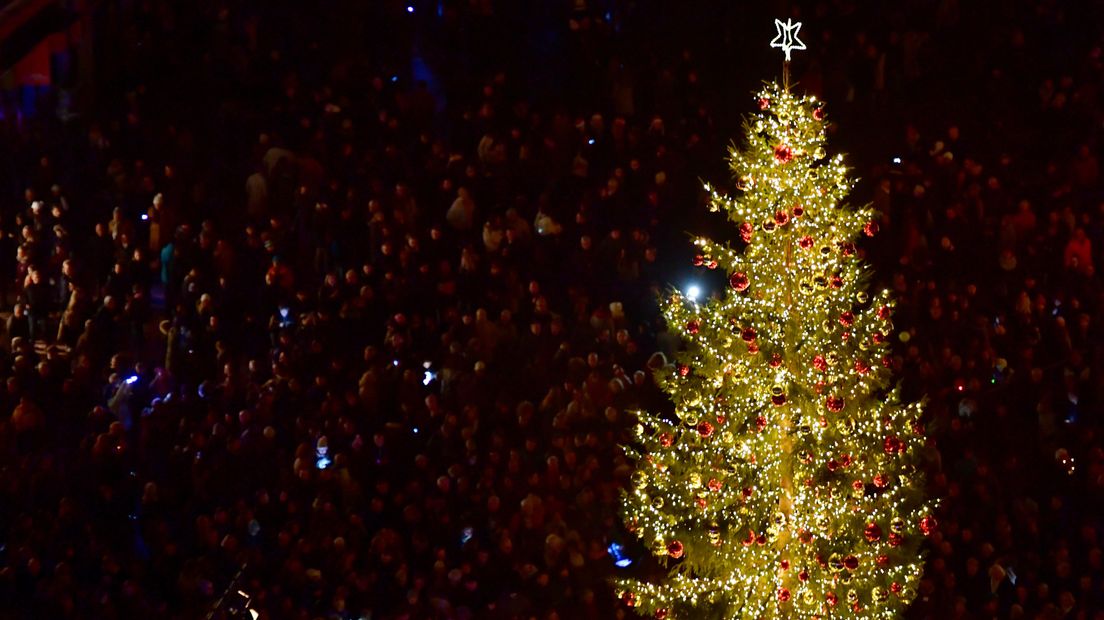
[{"x1": 615, "y1": 20, "x2": 935, "y2": 620}]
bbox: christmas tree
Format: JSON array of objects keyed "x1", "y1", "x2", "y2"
[{"x1": 615, "y1": 21, "x2": 935, "y2": 620}]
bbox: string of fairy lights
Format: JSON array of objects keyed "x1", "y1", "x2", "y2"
[{"x1": 613, "y1": 20, "x2": 935, "y2": 620}]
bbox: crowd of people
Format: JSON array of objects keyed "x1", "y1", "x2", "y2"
[{"x1": 0, "y1": 1, "x2": 1101, "y2": 619}]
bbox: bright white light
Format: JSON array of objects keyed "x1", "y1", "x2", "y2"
[
  {"x1": 770, "y1": 18, "x2": 806, "y2": 62},
  {"x1": 141, "y1": 213, "x2": 149, "y2": 221},
  {"x1": 422, "y1": 370, "x2": 436, "y2": 386},
  {"x1": 686, "y1": 284, "x2": 702, "y2": 301},
  {"x1": 316, "y1": 455, "x2": 332, "y2": 469},
  {"x1": 892, "y1": 157, "x2": 902, "y2": 164},
  {"x1": 125, "y1": 375, "x2": 138, "y2": 385},
  {"x1": 587, "y1": 138, "x2": 595, "y2": 145},
  {"x1": 249, "y1": 611, "x2": 260, "y2": 620},
  {"x1": 406, "y1": 5, "x2": 414, "y2": 13}
]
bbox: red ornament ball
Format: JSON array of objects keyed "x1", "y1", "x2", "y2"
[
  {"x1": 840, "y1": 242, "x2": 856, "y2": 256},
  {"x1": 774, "y1": 144, "x2": 794, "y2": 163},
  {"x1": 667, "y1": 540, "x2": 684, "y2": 558},
  {"x1": 864, "y1": 522, "x2": 883, "y2": 542},
  {"x1": 774, "y1": 210, "x2": 790, "y2": 225},
  {"x1": 864, "y1": 221, "x2": 880, "y2": 236},
  {"x1": 813, "y1": 355, "x2": 828, "y2": 371},
  {"x1": 769, "y1": 353, "x2": 782, "y2": 367},
  {"x1": 706, "y1": 260, "x2": 718, "y2": 270},
  {"x1": 792, "y1": 205, "x2": 805, "y2": 218},
  {"x1": 755, "y1": 416, "x2": 767, "y2": 431},
  {"x1": 826, "y1": 459, "x2": 839, "y2": 472},
  {"x1": 877, "y1": 554, "x2": 891, "y2": 566},
  {"x1": 686, "y1": 320, "x2": 700, "y2": 334},
  {"x1": 655, "y1": 609, "x2": 668, "y2": 620},
  {"x1": 771, "y1": 393, "x2": 787, "y2": 407},
  {"x1": 708, "y1": 478, "x2": 722, "y2": 491},
  {"x1": 826, "y1": 592, "x2": 839, "y2": 607},
  {"x1": 780, "y1": 559, "x2": 790, "y2": 570},
  {"x1": 872, "y1": 332, "x2": 887, "y2": 344},
  {"x1": 798, "y1": 570, "x2": 809, "y2": 582},
  {"x1": 826, "y1": 396, "x2": 845, "y2": 412},
  {"x1": 878, "y1": 305, "x2": 891, "y2": 320},
  {"x1": 884, "y1": 435, "x2": 903, "y2": 454},
  {"x1": 622, "y1": 591, "x2": 636, "y2": 607},
  {"x1": 813, "y1": 106, "x2": 826, "y2": 121},
  {"x1": 747, "y1": 342, "x2": 760, "y2": 354},
  {"x1": 730, "y1": 272, "x2": 750, "y2": 291},
  {"x1": 888, "y1": 532, "x2": 903, "y2": 547},
  {"x1": 758, "y1": 96, "x2": 771, "y2": 110},
  {"x1": 830, "y1": 275, "x2": 843, "y2": 288},
  {"x1": 739, "y1": 222, "x2": 754, "y2": 243},
  {"x1": 890, "y1": 582, "x2": 902, "y2": 594},
  {"x1": 778, "y1": 587, "x2": 791, "y2": 602},
  {"x1": 741, "y1": 327, "x2": 757, "y2": 342},
  {"x1": 799, "y1": 235, "x2": 814, "y2": 249},
  {"x1": 677, "y1": 364, "x2": 690, "y2": 377},
  {"x1": 692, "y1": 254, "x2": 704, "y2": 267},
  {"x1": 839, "y1": 454, "x2": 852, "y2": 467},
  {"x1": 843, "y1": 555, "x2": 859, "y2": 570},
  {"x1": 855, "y1": 359, "x2": 871, "y2": 374},
  {"x1": 697, "y1": 421, "x2": 714, "y2": 438},
  {"x1": 840, "y1": 311, "x2": 855, "y2": 327},
  {"x1": 851, "y1": 479, "x2": 864, "y2": 492},
  {"x1": 659, "y1": 433, "x2": 673, "y2": 447},
  {"x1": 919, "y1": 515, "x2": 938, "y2": 535},
  {"x1": 873, "y1": 473, "x2": 889, "y2": 488}
]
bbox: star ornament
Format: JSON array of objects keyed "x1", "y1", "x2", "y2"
[{"x1": 770, "y1": 18, "x2": 806, "y2": 62}]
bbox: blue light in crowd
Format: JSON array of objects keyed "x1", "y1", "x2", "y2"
[
  {"x1": 587, "y1": 138, "x2": 595, "y2": 145},
  {"x1": 607, "y1": 542, "x2": 633, "y2": 567},
  {"x1": 125, "y1": 375, "x2": 139, "y2": 385}
]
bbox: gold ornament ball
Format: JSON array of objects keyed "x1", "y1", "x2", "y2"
[{"x1": 890, "y1": 517, "x2": 906, "y2": 534}]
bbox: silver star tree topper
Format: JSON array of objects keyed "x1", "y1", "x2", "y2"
[{"x1": 770, "y1": 18, "x2": 806, "y2": 62}]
